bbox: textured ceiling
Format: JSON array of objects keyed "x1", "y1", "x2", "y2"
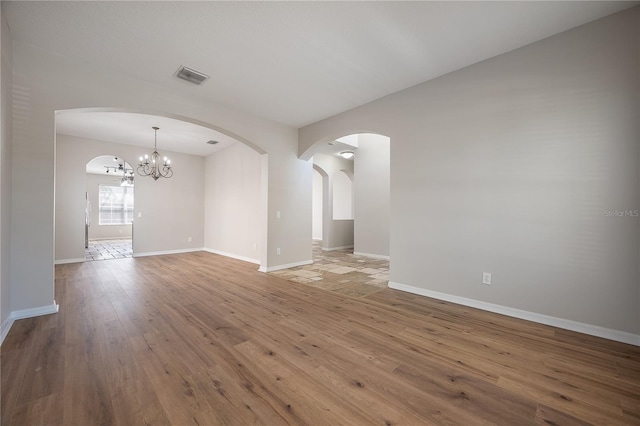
[
  {"x1": 4, "y1": 1, "x2": 636, "y2": 129},
  {"x1": 2, "y1": 0, "x2": 640, "y2": 155}
]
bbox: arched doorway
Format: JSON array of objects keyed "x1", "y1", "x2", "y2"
[
  {"x1": 267, "y1": 132, "x2": 391, "y2": 297},
  {"x1": 53, "y1": 109, "x2": 268, "y2": 269},
  {"x1": 307, "y1": 132, "x2": 390, "y2": 260},
  {"x1": 84, "y1": 155, "x2": 134, "y2": 261}
]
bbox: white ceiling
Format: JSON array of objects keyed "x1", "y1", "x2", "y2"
[
  {"x1": 56, "y1": 112, "x2": 238, "y2": 157},
  {"x1": 5, "y1": 1, "x2": 636, "y2": 132}
]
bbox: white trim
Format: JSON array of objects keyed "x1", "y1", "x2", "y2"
[
  {"x1": 1, "y1": 317, "x2": 14, "y2": 346},
  {"x1": 54, "y1": 258, "x2": 86, "y2": 265},
  {"x1": 322, "y1": 245, "x2": 354, "y2": 252},
  {"x1": 203, "y1": 248, "x2": 260, "y2": 265},
  {"x1": 312, "y1": 238, "x2": 322, "y2": 241},
  {"x1": 353, "y1": 251, "x2": 390, "y2": 260},
  {"x1": 1, "y1": 301, "x2": 60, "y2": 346},
  {"x1": 388, "y1": 282, "x2": 640, "y2": 346},
  {"x1": 132, "y1": 248, "x2": 203, "y2": 258},
  {"x1": 260, "y1": 259, "x2": 313, "y2": 273}
]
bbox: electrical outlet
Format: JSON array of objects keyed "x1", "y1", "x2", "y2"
[
  {"x1": 482, "y1": 272, "x2": 492, "y2": 285},
  {"x1": 276, "y1": 248, "x2": 281, "y2": 255},
  {"x1": 253, "y1": 243, "x2": 257, "y2": 250},
  {"x1": 188, "y1": 236, "x2": 192, "y2": 242},
  {"x1": 276, "y1": 211, "x2": 281, "y2": 219}
]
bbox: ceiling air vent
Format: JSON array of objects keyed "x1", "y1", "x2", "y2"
[{"x1": 175, "y1": 66, "x2": 209, "y2": 85}]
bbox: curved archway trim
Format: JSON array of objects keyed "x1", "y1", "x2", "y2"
[
  {"x1": 299, "y1": 129, "x2": 391, "y2": 161},
  {"x1": 56, "y1": 107, "x2": 267, "y2": 155}
]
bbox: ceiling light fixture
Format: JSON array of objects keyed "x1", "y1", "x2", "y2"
[
  {"x1": 137, "y1": 127, "x2": 173, "y2": 181},
  {"x1": 340, "y1": 151, "x2": 355, "y2": 159},
  {"x1": 105, "y1": 160, "x2": 134, "y2": 186}
]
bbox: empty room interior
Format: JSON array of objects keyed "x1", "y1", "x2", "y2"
[{"x1": 1, "y1": 2, "x2": 639, "y2": 425}]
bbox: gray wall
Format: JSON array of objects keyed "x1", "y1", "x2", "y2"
[
  {"x1": 313, "y1": 153, "x2": 354, "y2": 250},
  {"x1": 1, "y1": 9, "x2": 12, "y2": 331},
  {"x1": 353, "y1": 133, "x2": 390, "y2": 258},
  {"x1": 312, "y1": 169, "x2": 322, "y2": 240},
  {"x1": 55, "y1": 134, "x2": 205, "y2": 262},
  {"x1": 204, "y1": 142, "x2": 262, "y2": 263},
  {"x1": 300, "y1": 8, "x2": 640, "y2": 337}
]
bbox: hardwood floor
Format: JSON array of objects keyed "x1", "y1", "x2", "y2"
[{"x1": 2, "y1": 251, "x2": 639, "y2": 425}]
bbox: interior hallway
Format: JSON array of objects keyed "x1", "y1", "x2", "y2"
[{"x1": 270, "y1": 241, "x2": 389, "y2": 298}]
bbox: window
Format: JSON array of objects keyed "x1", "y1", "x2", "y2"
[{"x1": 98, "y1": 185, "x2": 134, "y2": 225}]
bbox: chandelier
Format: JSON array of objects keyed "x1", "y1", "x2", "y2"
[{"x1": 137, "y1": 126, "x2": 173, "y2": 180}]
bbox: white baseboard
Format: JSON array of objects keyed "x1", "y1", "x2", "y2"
[
  {"x1": 54, "y1": 258, "x2": 86, "y2": 265},
  {"x1": 1, "y1": 301, "x2": 59, "y2": 346},
  {"x1": 203, "y1": 248, "x2": 260, "y2": 265},
  {"x1": 353, "y1": 251, "x2": 390, "y2": 260},
  {"x1": 388, "y1": 282, "x2": 640, "y2": 347},
  {"x1": 133, "y1": 248, "x2": 203, "y2": 258},
  {"x1": 322, "y1": 245, "x2": 354, "y2": 252},
  {"x1": 259, "y1": 259, "x2": 313, "y2": 273},
  {"x1": 0, "y1": 317, "x2": 13, "y2": 346}
]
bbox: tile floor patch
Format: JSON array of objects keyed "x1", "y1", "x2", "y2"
[
  {"x1": 359, "y1": 268, "x2": 384, "y2": 274},
  {"x1": 85, "y1": 239, "x2": 132, "y2": 262},
  {"x1": 269, "y1": 241, "x2": 389, "y2": 298},
  {"x1": 327, "y1": 266, "x2": 358, "y2": 275}
]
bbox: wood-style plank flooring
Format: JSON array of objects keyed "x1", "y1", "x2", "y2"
[{"x1": 2, "y1": 251, "x2": 639, "y2": 425}]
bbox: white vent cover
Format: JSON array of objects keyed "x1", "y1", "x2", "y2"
[{"x1": 175, "y1": 66, "x2": 209, "y2": 85}]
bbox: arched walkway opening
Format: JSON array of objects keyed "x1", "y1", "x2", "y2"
[
  {"x1": 54, "y1": 109, "x2": 267, "y2": 271},
  {"x1": 272, "y1": 131, "x2": 391, "y2": 297},
  {"x1": 83, "y1": 155, "x2": 135, "y2": 261},
  {"x1": 305, "y1": 132, "x2": 390, "y2": 260}
]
